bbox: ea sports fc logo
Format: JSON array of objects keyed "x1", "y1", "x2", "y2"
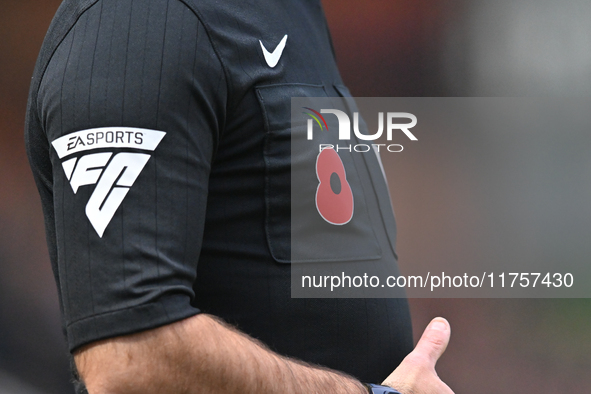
[{"x1": 52, "y1": 127, "x2": 166, "y2": 237}]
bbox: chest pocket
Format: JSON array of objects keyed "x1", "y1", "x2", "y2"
[{"x1": 256, "y1": 83, "x2": 382, "y2": 263}]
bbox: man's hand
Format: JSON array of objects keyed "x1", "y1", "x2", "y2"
[{"x1": 382, "y1": 318, "x2": 454, "y2": 394}]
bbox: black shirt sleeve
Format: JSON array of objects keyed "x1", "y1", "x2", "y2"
[{"x1": 26, "y1": 0, "x2": 227, "y2": 352}]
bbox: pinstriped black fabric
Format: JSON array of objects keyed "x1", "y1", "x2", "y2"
[
  {"x1": 30, "y1": 0, "x2": 224, "y2": 350},
  {"x1": 26, "y1": 0, "x2": 413, "y2": 389}
]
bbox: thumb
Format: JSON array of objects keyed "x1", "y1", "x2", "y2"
[{"x1": 411, "y1": 317, "x2": 451, "y2": 368}]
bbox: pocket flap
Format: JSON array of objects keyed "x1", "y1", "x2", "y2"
[{"x1": 256, "y1": 83, "x2": 382, "y2": 264}]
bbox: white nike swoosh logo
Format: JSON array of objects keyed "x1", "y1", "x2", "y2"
[{"x1": 259, "y1": 35, "x2": 288, "y2": 68}]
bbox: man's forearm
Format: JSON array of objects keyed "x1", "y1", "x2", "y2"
[{"x1": 75, "y1": 313, "x2": 367, "y2": 394}]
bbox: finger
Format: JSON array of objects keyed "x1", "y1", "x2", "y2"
[{"x1": 411, "y1": 317, "x2": 451, "y2": 367}]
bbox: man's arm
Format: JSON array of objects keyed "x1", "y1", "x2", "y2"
[
  {"x1": 75, "y1": 313, "x2": 367, "y2": 394},
  {"x1": 75, "y1": 314, "x2": 454, "y2": 394}
]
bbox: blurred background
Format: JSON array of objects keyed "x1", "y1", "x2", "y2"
[{"x1": 1, "y1": 0, "x2": 590, "y2": 392}]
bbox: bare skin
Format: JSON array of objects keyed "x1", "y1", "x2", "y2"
[
  {"x1": 75, "y1": 314, "x2": 454, "y2": 394},
  {"x1": 383, "y1": 318, "x2": 455, "y2": 394}
]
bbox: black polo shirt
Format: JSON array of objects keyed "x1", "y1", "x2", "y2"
[{"x1": 26, "y1": 0, "x2": 413, "y2": 384}]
